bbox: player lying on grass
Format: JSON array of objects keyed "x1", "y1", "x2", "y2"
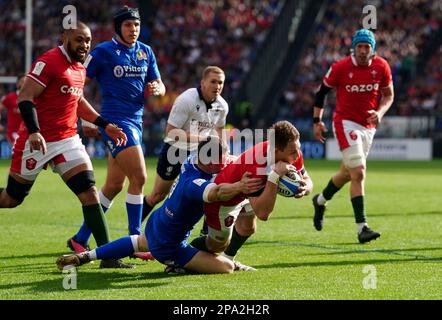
[
  {"x1": 190, "y1": 120, "x2": 313, "y2": 270},
  {"x1": 57, "y1": 136, "x2": 269, "y2": 274}
]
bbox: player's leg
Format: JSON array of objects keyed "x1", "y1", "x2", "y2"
[
  {"x1": 61, "y1": 162, "x2": 110, "y2": 247},
  {"x1": 56, "y1": 234, "x2": 148, "y2": 270},
  {"x1": 142, "y1": 173, "x2": 175, "y2": 221},
  {"x1": 313, "y1": 120, "x2": 355, "y2": 230},
  {"x1": 142, "y1": 142, "x2": 187, "y2": 221},
  {"x1": 70, "y1": 153, "x2": 126, "y2": 248},
  {"x1": 100, "y1": 152, "x2": 126, "y2": 211},
  {"x1": 0, "y1": 134, "x2": 42, "y2": 208},
  {"x1": 113, "y1": 145, "x2": 146, "y2": 235},
  {"x1": 62, "y1": 162, "x2": 135, "y2": 268},
  {"x1": 184, "y1": 250, "x2": 234, "y2": 274},
  {"x1": 0, "y1": 173, "x2": 34, "y2": 208},
  {"x1": 346, "y1": 128, "x2": 380, "y2": 243},
  {"x1": 222, "y1": 205, "x2": 257, "y2": 271}
]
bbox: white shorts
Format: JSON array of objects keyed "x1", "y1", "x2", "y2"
[
  {"x1": 333, "y1": 119, "x2": 376, "y2": 168},
  {"x1": 11, "y1": 135, "x2": 92, "y2": 181},
  {"x1": 205, "y1": 199, "x2": 254, "y2": 244}
]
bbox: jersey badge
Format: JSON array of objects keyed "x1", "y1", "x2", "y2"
[
  {"x1": 136, "y1": 49, "x2": 147, "y2": 60},
  {"x1": 32, "y1": 62, "x2": 46, "y2": 76},
  {"x1": 193, "y1": 179, "x2": 206, "y2": 186}
]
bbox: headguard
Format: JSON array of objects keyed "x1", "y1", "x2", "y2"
[
  {"x1": 114, "y1": 6, "x2": 140, "y2": 41},
  {"x1": 352, "y1": 29, "x2": 376, "y2": 52}
]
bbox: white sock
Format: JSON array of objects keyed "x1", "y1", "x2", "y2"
[
  {"x1": 88, "y1": 249, "x2": 97, "y2": 260},
  {"x1": 317, "y1": 193, "x2": 327, "y2": 205},
  {"x1": 130, "y1": 235, "x2": 140, "y2": 253},
  {"x1": 357, "y1": 223, "x2": 368, "y2": 234},
  {"x1": 99, "y1": 190, "x2": 114, "y2": 210}
]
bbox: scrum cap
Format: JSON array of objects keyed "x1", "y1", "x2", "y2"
[
  {"x1": 352, "y1": 29, "x2": 376, "y2": 52},
  {"x1": 114, "y1": 6, "x2": 140, "y2": 40}
]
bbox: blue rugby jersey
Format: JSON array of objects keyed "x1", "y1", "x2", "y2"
[
  {"x1": 84, "y1": 37, "x2": 161, "y2": 122},
  {"x1": 147, "y1": 156, "x2": 215, "y2": 248}
]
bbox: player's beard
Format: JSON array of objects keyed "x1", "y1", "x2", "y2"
[{"x1": 67, "y1": 40, "x2": 88, "y2": 63}]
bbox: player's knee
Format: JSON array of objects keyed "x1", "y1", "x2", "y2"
[
  {"x1": 350, "y1": 168, "x2": 366, "y2": 183},
  {"x1": 222, "y1": 260, "x2": 235, "y2": 274},
  {"x1": 127, "y1": 172, "x2": 146, "y2": 190},
  {"x1": 66, "y1": 170, "x2": 96, "y2": 195},
  {"x1": 5, "y1": 175, "x2": 32, "y2": 206},
  {"x1": 235, "y1": 216, "x2": 257, "y2": 236}
]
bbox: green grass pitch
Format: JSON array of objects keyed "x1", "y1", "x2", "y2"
[{"x1": 0, "y1": 158, "x2": 440, "y2": 300}]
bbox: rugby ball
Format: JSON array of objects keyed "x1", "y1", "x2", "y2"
[{"x1": 277, "y1": 170, "x2": 302, "y2": 197}]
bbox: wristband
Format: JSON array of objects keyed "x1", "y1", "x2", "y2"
[
  {"x1": 313, "y1": 117, "x2": 321, "y2": 124},
  {"x1": 18, "y1": 100, "x2": 40, "y2": 134},
  {"x1": 93, "y1": 116, "x2": 110, "y2": 129},
  {"x1": 267, "y1": 170, "x2": 280, "y2": 185}
]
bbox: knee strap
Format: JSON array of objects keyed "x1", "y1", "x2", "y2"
[
  {"x1": 6, "y1": 175, "x2": 33, "y2": 203},
  {"x1": 66, "y1": 170, "x2": 96, "y2": 195}
]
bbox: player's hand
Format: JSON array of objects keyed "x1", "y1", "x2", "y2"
[
  {"x1": 104, "y1": 124, "x2": 127, "y2": 147},
  {"x1": 239, "y1": 172, "x2": 264, "y2": 194},
  {"x1": 273, "y1": 161, "x2": 297, "y2": 177},
  {"x1": 293, "y1": 180, "x2": 308, "y2": 198},
  {"x1": 313, "y1": 121, "x2": 328, "y2": 144},
  {"x1": 367, "y1": 110, "x2": 381, "y2": 125},
  {"x1": 28, "y1": 132, "x2": 47, "y2": 154},
  {"x1": 147, "y1": 81, "x2": 163, "y2": 97}
]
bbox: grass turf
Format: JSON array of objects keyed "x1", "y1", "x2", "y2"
[{"x1": 0, "y1": 159, "x2": 440, "y2": 300}]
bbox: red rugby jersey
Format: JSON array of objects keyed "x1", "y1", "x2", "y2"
[
  {"x1": 21, "y1": 46, "x2": 86, "y2": 142},
  {"x1": 323, "y1": 55, "x2": 392, "y2": 128}
]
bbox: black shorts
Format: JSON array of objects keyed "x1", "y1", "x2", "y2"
[{"x1": 156, "y1": 143, "x2": 190, "y2": 181}]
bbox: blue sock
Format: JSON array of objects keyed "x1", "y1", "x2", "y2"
[
  {"x1": 74, "y1": 191, "x2": 113, "y2": 244},
  {"x1": 95, "y1": 236, "x2": 136, "y2": 260},
  {"x1": 126, "y1": 193, "x2": 143, "y2": 235}
]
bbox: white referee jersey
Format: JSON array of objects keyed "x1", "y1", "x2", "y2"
[{"x1": 164, "y1": 87, "x2": 229, "y2": 151}]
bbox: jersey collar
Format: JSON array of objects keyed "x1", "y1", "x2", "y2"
[
  {"x1": 59, "y1": 45, "x2": 72, "y2": 63},
  {"x1": 351, "y1": 55, "x2": 373, "y2": 67},
  {"x1": 112, "y1": 36, "x2": 137, "y2": 52},
  {"x1": 197, "y1": 86, "x2": 214, "y2": 110}
]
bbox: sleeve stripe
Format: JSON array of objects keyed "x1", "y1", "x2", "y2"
[
  {"x1": 203, "y1": 183, "x2": 217, "y2": 203},
  {"x1": 27, "y1": 74, "x2": 47, "y2": 88},
  {"x1": 323, "y1": 79, "x2": 334, "y2": 88}
]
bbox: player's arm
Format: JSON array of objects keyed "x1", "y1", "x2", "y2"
[
  {"x1": 367, "y1": 84, "x2": 394, "y2": 125},
  {"x1": 206, "y1": 172, "x2": 263, "y2": 203},
  {"x1": 77, "y1": 96, "x2": 127, "y2": 146},
  {"x1": 79, "y1": 76, "x2": 100, "y2": 138},
  {"x1": 313, "y1": 83, "x2": 333, "y2": 144},
  {"x1": 248, "y1": 161, "x2": 295, "y2": 221},
  {"x1": 17, "y1": 76, "x2": 47, "y2": 154},
  {"x1": 165, "y1": 123, "x2": 213, "y2": 144}
]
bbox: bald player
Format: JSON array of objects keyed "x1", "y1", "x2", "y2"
[{"x1": 0, "y1": 22, "x2": 130, "y2": 268}]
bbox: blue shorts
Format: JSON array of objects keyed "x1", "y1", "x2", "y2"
[
  {"x1": 145, "y1": 213, "x2": 198, "y2": 268},
  {"x1": 100, "y1": 120, "x2": 142, "y2": 158}
]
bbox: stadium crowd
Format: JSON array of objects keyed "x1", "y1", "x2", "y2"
[
  {"x1": 276, "y1": 0, "x2": 441, "y2": 124},
  {"x1": 1, "y1": 0, "x2": 441, "y2": 151},
  {"x1": 0, "y1": 0, "x2": 281, "y2": 150}
]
